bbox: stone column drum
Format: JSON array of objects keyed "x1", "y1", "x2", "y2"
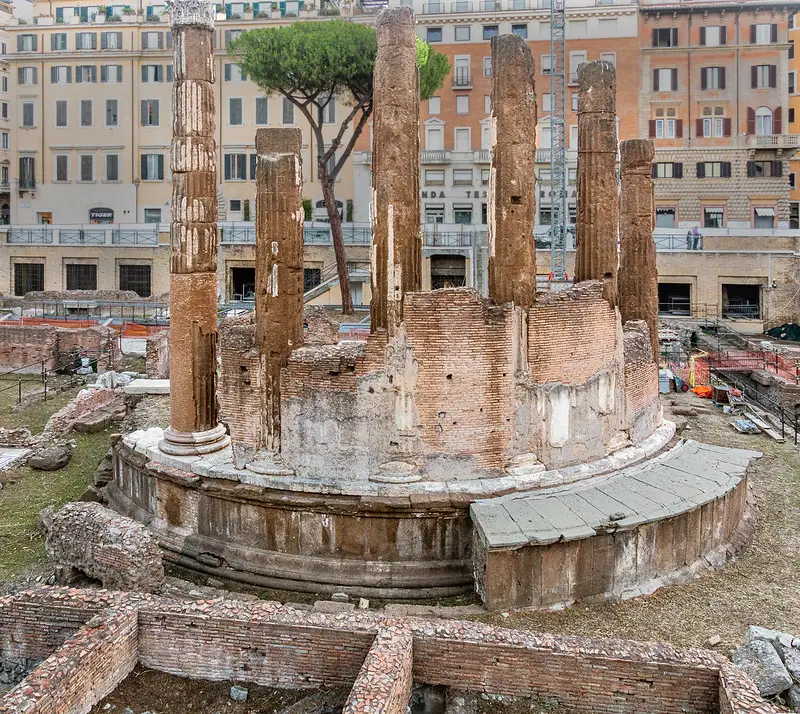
[
  {"x1": 575, "y1": 60, "x2": 619, "y2": 307},
  {"x1": 160, "y1": 0, "x2": 230, "y2": 456},
  {"x1": 618, "y1": 139, "x2": 659, "y2": 359},
  {"x1": 370, "y1": 6, "x2": 421, "y2": 334},
  {"x1": 255, "y1": 128, "x2": 304, "y2": 453},
  {"x1": 487, "y1": 33, "x2": 537, "y2": 307}
]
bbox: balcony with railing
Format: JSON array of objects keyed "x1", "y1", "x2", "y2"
[
  {"x1": 422, "y1": 1, "x2": 446, "y2": 12},
  {"x1": 474, "y1": 150, "x2": 491, "y2": 163},
  {"x1": 452, "y1": 66, "x2": 472, "y2": 89},
  {"x1": 421, "y1": 150, "x2": 452, "y2": 164},
  {"x1": 747, "y1": 134, "x2": 800, "y2": 150}
]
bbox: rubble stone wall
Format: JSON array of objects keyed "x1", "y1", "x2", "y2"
[
  {"x1": 279, "y1": 284, "x2": 651, "y2": 478},
  {"x1": 44, "y1": 502, "x2": 164, "y2": 592},
  {"x1": 0, "y1": 588, "x2": 781, "y2": 714},
  {"x1": 218, "y1": 313, "x2": 262, "y2": 460},
  {"x1": 145, "y1": 329, "x2": 169, "y2": 379}
]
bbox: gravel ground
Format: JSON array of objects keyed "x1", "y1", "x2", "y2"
[{"x1": 477, "y1": 391, "x2": 800, "y2": 651}]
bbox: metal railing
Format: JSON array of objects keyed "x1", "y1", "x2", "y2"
[
  {"x1": 59, "y1": 229, "x2": 107, "y2": 245},
  {"x1": 422, "y1": 1, "x2": 445, "y2": 12},
  {"x1": 421, "y1": 150, "x2": 451, "y2": 164},
  {"x1": 111, "y1": 229, "x2": 158, "y2": 245},
  {"x1": 453, "y1": 67, "x2": 472, "y2": 87},
  {"x1": 474, "y1": 150, "x2": 491, "y2": 163},
  {"x1": 654, "y1": 233, "x2": 704, "y2": 251},
  {"x1": 9, "y1": 227, "x2": 53, "y2": 244},
  {"x1": 423, "y1": 231, "x2": 478, "y2": 247}
]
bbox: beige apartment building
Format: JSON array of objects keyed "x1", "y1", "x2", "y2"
[
  {"x1": 1, "y1": 0, "x2": 799, "y2": 331},
  {"x1": 7, "y1": 0, "x2": 357, "y2": 226}
]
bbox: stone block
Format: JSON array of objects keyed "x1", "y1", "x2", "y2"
[{"x1": 732, "y1": 639, "x2": 792, "y2": 697}]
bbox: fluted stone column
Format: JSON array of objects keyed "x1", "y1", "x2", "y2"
[
  {"x1": 575, "y1": 60, "x2": 619, "y2": 307},
  {"x1": 160, "y1": 0, "x2": 229, "y2": 456},
  {"x1": 619, "y1": 139, "x2": 658, "y2": 359},
  {"x1": 370, "y1": 6, "x2": 421, "y2": 335},
  {"x1": 254, "y1": 128, "x2": 304, "y2": 453},
  {"x1": 487, "y1": 33, "x2": 537, "y2": 307}
]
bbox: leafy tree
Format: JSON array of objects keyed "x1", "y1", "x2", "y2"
[{"x1": 230, "y1": 21, "x2": 449, "y2": 314}]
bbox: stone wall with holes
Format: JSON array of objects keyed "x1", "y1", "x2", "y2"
[
  {"x1": 277, "y1": 284, "x2": 652, "y2": 480},
  {"x1": 218, "y1": 313, "x2": 263, "y2": 461},
  {"x1": 0, "y1": 587, "x2": 782, "y2": 714},
  {"x1": 623, "y1": 321, "x2": 662, "y2": 443}
]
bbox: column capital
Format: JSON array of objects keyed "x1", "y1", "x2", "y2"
[{"x1": 167, "y1": 0, "x2": 215, "y2": 29}]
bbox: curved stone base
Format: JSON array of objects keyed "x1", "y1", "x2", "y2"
[
  {"x1": 108, "y1": 422, "x2": 690, "y2": 600},
  {"x1": 472, "y1": 440, "x2": 761, "y2": 610}
]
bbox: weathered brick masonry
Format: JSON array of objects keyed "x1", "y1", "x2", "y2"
[
  {"x1": 0, "y1": 325, "x2": 116, "y2": 372},
  {"x1": 0, "y1": 587, "x2": 781, "y2": 714}
]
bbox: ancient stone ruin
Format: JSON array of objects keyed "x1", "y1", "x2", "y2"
[
  {"x1": 106, "y1": 4, "x2": 759, "y2": 609},
  {"x1": 40, "y1": 502, "x2": 164, "y2": 593}
]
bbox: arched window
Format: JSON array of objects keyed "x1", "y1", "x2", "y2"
[{"x1": 755, "y1": 106, "x2": 773, "y2": 135}]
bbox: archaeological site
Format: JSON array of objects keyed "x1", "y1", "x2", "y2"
[{"x1": 0, "y1": 1, "x2": 796, "y2": 713}]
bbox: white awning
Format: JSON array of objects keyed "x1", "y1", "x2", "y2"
[{"x1": 755, "y1": 207, "x2": 775, "y2": 217}]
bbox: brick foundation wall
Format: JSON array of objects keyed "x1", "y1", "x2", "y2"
[
  {"x1": 402, "y1": 289, "x2": 516, "y2": 468},
  {"x1": 0, "y1": 608, "x2": 138, "y2": 714},
  {"x1": 343, "y1": 625, "x2": 413, "y2": 714},
  {"x1": 527, "y1": 282, "x2": 619, "y2": 385},
  {"x1": 0, "y1": 588, "x2": 780, "y2": 714},
  {"x1": 0, "y1": 325, "x2": 57, "y2": 372},
  {"x1": 218, "y1": 314, "x2": 263, "y2": 451},
  {"x1": 145, "y1": 329, "x2": 169, "y2": 379},
  {"x1": 0, "y1": 325, "x2": 117, "y2": 373}
]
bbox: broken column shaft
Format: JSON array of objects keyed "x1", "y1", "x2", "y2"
[
  {"x1": 619, "y1": 139, "x2": 658, "y2": 360},
  {"x1": 488, "y1": 33, "x2": 537, "y2": 307},
  {"x1": 160, "y1": 0, "x2": 229, "y2": 456},
  {"x1": 255, "y1": 128, "x2": 304, "y2": 452},
  {"x1": 575, "y1": 60, "x2": 619, "y2": 307},
  {"x1": 370, "y1": 6, "x2": 421, "y2": 334}
]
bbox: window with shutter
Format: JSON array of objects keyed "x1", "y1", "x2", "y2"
[
  {"x1": 80, "y1": 100, "x2": 92, "y2": 127},
  {"x1": 106, "y1": 99, "x2": 118, "y2": 127},
  {"x1": 255, "y1": 97, "x2": 268, "y2": 125},
  {"x1": 167, "y1": 65, "x2": 173, "y2": 82},
  {"x1": 106, "y1": 154, "x2": 119, "y2": 181},
  {"x1": 774, "y1": 106, "x2": 782, "y2": 134},
  {"x1": 250, "y1": 153, "x2": 257, "y2": 180},
  {"x1": 675, "y1": 119, "x2": 683, "y2": 138},
  {"x1": 56, "y1": 155, "x2": 68, "y2": 182},
  {"x1": 80, "y1": 154, "x2": 94, "y2": 182},
  {"x1": 22, "y1": 102, "x2": 34, "y2": 127},
  {"x1": 56, "y1": 100, "x2": 67, "y2": 127},
  {"x1": 696, "y1": 162, "x2": 705, "y2": 178},
  {"x1": 282, "y1": 97, "x2": 295, "y2": 124},
  {"x1": 224, "y1": 154, "x2": 232, "y2": 181},
  {"x1": 229, "y1": 98, "x2": 243, "y2": 125}
]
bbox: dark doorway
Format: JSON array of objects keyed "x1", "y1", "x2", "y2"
[
  {"x1": 722, "y1": 284, "x2": 760, "y2": 319},
  {"x1": 231, "y1": 267, "x2": 255, "y2": 301},
  {"x1": 430, "y1": 255, "x2": 467, "y2": 290},
  {"x1": 658, "y1": 283, "x2": 691, "y2": 315}
]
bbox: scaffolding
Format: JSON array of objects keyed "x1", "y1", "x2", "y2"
[{"x1": 548, "y1": 0, "x2": 568, "y2": 279}]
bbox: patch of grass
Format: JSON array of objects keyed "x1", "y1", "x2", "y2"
[
  {"x1": 0, "y1": 377, "x2": 83, "y2": 433},
  {"x1": 0, "y1": 415, "x2": 111, "y2": 585}
]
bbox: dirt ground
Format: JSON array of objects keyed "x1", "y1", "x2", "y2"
[
  {"x1": 89, "y1": 667, "x2": 348, "y2": 714},
  {"x1": 477, "y1": 390, "x2": 800, "y2": 651}
]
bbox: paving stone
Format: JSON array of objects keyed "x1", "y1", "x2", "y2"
[{"x1": 471, "y1": 439, "x2": 758, "y2": 550}]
